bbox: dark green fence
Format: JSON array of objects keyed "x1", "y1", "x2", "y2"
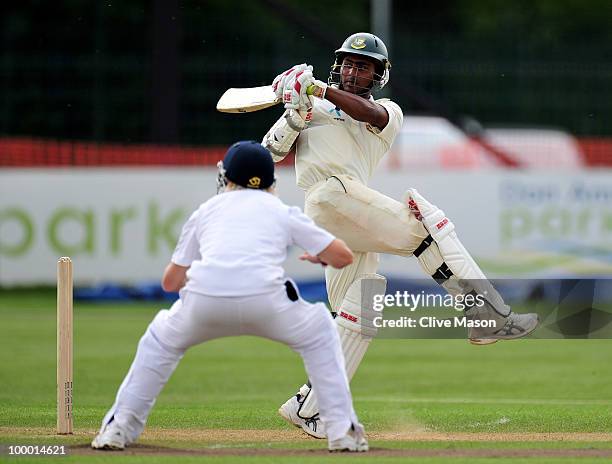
[{"x1": 1, "y1": 1, "x2": 610, "y2": 144}]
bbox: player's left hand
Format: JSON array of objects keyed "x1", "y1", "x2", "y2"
[
  {"x1": 299, "y1": 252, "x2": 327, "y2": 266},
  {"x1": 283, "y1": 70, "x2": 315, "y2": 111}
]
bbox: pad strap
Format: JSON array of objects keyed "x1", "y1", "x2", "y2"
[
  {"x1": 432, "y1": 262, "x2": 453, "y2": 284},
  {"x1": 413, "y1": 234, "x2": 433, "y2": 258}
]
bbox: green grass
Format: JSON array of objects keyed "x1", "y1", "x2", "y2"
[
  {"x1": 6, "y1": 459, "x2": 612, "y2": 464},
  {"x1": 1, "y1": 291, "x2": 611, "y2": 463}
]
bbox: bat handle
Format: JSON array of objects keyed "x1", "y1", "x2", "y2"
[{"x1": 306, "y1": 84, "x2": 325, "y2": 98}]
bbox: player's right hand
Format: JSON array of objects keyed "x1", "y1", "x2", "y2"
[
  {"x1": 299, "y1": 252, "x2": 327, "y2": 266},
  {"x1": 272, "y1": 64, "x2": 312, "y2": 98},
  {"x1": 283, "y1": 69, "x2": 315, "y2": 111}
]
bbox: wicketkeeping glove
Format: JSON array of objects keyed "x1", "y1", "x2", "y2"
[{"x1": 272, "y1": 64, "x2": 312, "y2": 99}]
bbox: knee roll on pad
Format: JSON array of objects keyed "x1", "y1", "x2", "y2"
[
  {"x1": 406, "y1": 188, "x2": 485, "y2": 279},
  {"x1": 335, "y1": 273, "x2": 386, "y2": 339}
]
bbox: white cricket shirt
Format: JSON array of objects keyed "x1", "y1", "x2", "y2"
[
  {"x1": 171, "y1": 189, "x2": 335, "y2": 296},
  {"x1": 294, "y1": 96, "x2": 403, "y2": 190}
]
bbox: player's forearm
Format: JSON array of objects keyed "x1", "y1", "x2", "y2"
[
  {"x1": 323, "y1": 87, "x2": 388, "y2": 128},
  {"x1": 161, "y1": 262, "x2": 189, "y2": 292},
  {"x1": 317, "y1": 239, "x2": 354, "y2": 269}
]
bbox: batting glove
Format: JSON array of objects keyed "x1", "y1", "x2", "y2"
[
  {"x1": 283, "y1": 70, "x2": 315, "y2": 111},
  {"x1": 272, "y1": 64, "x2": 312, "y2": 99},
  {"x1": 311, "y1": 79, "x2": 328, "y2": 100}
]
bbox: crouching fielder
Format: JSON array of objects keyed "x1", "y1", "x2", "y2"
[{"x1": 91, "y1": 141, "x2": 368, "y2": 452}]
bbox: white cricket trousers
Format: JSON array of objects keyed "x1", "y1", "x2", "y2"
[
  {"x1": 99, "y1": 284, "x2": 358, "y2": 443},
  {"x1": 305, "y1": 175, "x2": 429, "y2": 310}
]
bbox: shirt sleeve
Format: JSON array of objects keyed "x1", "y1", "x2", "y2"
[
  {"x1": 171, "y1": 207, "x2": 201, "y2": 267},
  {"x1": 287, "y1": 206, "x2": 335, "y2": 256},
  {"x1": 375, "y1": 99, "x2": 403, "y2": 148}
]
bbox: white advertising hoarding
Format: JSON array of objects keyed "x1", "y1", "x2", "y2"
[{"x1": 1, "y1": 168, "x2": 611, "y2": 285}]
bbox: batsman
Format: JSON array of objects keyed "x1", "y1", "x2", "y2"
[{"x1": 262, "y1": 32, "x2": 540, "y2": 438}]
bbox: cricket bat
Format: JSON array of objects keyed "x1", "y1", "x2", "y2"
[{"x1": 216, "y1": 84, "x2": 322, "y2": 113}]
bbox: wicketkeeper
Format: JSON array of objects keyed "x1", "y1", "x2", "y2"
[
  {"x1": 92, "y1": 141, "x2": 369, "y2": 452},
  {"x1": 262, "y1": 32, "x2": 539, "y2": 438}
]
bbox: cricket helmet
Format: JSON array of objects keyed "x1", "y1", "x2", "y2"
[
  {"x1": 329, "y1": 32, "x2": 391, "y2": 92},
  {"x1": 217, "y1": 141, "x2": 275, "y2": 193}
]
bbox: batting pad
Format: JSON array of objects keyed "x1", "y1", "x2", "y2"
[
  {"x1": 406, "y1": 188, "x2": 510, "y2": 318},
  {"x1": 299, "y1": 274, "x2": 387, "y2": 419}
]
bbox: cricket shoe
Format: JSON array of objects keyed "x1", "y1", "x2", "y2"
[
  {"x1": 278, "y1": 385, "x2": 326, "y2": 439},
  {"x1": 468, "y1": 310, "x2": 539, "y2": 345},
  {"x1": 91, "y1": 421, "x2": 129, "y2": 450},
  {"x1": 328, "y1": 423, "x2": 369, "y2": 452}
]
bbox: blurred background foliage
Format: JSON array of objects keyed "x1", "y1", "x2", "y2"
[{"x1": 1, "y1": 0, "x2": 610, "y2": 144}]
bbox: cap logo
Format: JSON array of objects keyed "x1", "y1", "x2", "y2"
[
  {"x1": 350, "y1": 38, "x2": 366, "y2": 49},
  {"x1": 247, "y1": 176, "x2": 261, "y2": 188}
]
